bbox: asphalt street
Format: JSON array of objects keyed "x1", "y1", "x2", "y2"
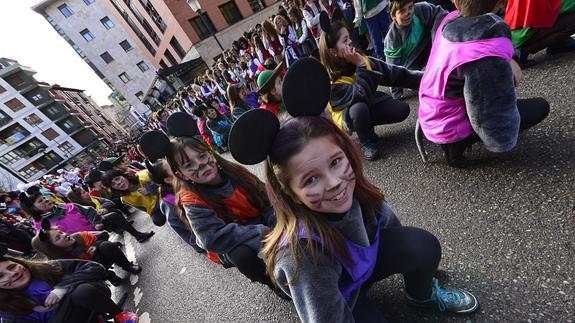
[{"x1": 111, "y1": 50, "x2": 575, "y2": 322}]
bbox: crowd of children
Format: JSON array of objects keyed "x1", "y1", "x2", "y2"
[{"x1": 1, "y1": 0, "x2": 574, "y2": 321}]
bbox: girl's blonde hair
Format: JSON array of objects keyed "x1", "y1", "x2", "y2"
[{"x1": 263, "y1": 116, "x2": 385, "y2": 285}]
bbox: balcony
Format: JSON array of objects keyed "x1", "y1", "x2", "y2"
[
  {"x1": 2, "y1": 70, "x2": 37, "y2": 91},
  {"x1": 71, "y1": 128, "x2": 98, "y2": 146},
  {"x1": 0, "y1": 123, "x2": 31, "y2": 147},
  {"x1": 22, "y1": 88, "x2": 54, "y2": 107},
  {"x1": 39, "y1": 103, "x2": 71, "y2": 121}
]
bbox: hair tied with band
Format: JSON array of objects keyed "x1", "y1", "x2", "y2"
[
  {"x1": 229, "y1": 57, "x2": 331, "y2": 165},
  {"x1": 38, "y1": 218, "x2": 52, "y2": 242}
]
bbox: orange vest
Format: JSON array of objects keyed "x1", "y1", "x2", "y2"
[
  {"x1": 179, "y1": 186, "x2": 261, "y2": 265},
  {"x1": 76, "y1": 231, "x2": 98, "y2": 260}
]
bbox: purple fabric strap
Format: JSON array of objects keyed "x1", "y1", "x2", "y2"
[{"x1": 418, "y1": 10, "x2": 514, "y2": 143}]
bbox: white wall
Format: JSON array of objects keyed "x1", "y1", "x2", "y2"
[{"x1": 43, "y1": 0, "x2": 156, "y2": 114}]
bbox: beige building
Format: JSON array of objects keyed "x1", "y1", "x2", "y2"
[{"x1": 0, "y1": 58, "x2": 108, "y2": 182}]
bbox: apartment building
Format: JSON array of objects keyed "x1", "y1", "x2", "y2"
[
  {"x1": 32, "y1": 0, "x2": 157, "y2": 115},
  {"x1": 0, "y1": 58, "x2": 108, "y2": 182},
  {"x1": 50, "y1": 85, "x2": 126, "y2": 140}
]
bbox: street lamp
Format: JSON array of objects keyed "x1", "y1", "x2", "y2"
[{"x1": 187, "y1": 0, "x2": 225, "y2": 51}]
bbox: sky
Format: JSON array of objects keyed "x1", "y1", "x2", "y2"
[{"x1": 0, "y1": 0, "x2": 112, "y2": 106}]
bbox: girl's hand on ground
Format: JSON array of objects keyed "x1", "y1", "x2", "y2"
[
  {"x1": 45, "y1": 292, "x2": 61, "y2": 307},
  {"x1": 87, "y1": 246, "x2": 96, "y2": 256},
  {"x1": 510, "y1": 59, "x2": 523, "y2": 87}
]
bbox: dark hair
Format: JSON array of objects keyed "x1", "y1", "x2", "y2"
[
  {"x1": 66, "y1": 186, "x2": 95, "y2": 208},
  {"x1": 389, "y1": 0, "x2": 414, "y2": 16},
  {"x1": 456, "y1": 0, "x2": 501, "y2": 16},
  {"x1": 227, "y1": 83, "x2": 250, "y2": 114},
  {"x1": 101, "y1": 169, "x2": 140, "y2": 196},
  {"x1": 166, "y1": 137, "x2": 270, "y2": 225},
  {"x1": 145, "y1": 159, "x2": 174, "y2": 198},
  {"x1": 263, "y1": 116, "x2": 385, "y2": 284},
  {"x1": 18, "y1": 186, "x2": 45, "y2": 219},
  {"x1": 0, "y1": 257, "x2": 64, "y2": 316},
  {"x1": 204, "y1": 105, "x2": 225, "y2": 120},
  {"x1": 288, "y1": 6, "x2": 304, "y2": 23},
  {"x1": 318, "y1": 20, "x2": 356, "y2": 81}
]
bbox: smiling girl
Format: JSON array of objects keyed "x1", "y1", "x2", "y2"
[
  {"x1": 164, "y1": 137, "x2": 282, "y2": 295},
  {"x1": 230, "y1": 58, "x2": 479, "y2": 321},
  {"x1": 0, "y1": 245, "x2": 138, "y2": 322},
  {"x1": 31, "y1": 220, "x2": 142, "y2": 286}
]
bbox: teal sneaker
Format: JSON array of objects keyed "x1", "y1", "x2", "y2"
[{"x1": 407, "y1": 280, "x2": 480, "y2": 315}]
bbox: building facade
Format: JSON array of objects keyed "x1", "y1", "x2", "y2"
[
  {"x1": 50, "y1": 85, "x2": 126, "y2": 142},
  {"x1": 0, "y1": 58, "x2": 108, "y2": 182},
  {"x1": 32, "y1": 0, "x2": 280, "y2": 113},
  {"x1": 32, "y1": 0, "x2": 158, "y2": 115}
]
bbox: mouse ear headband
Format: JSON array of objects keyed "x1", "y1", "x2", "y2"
[
  {"x1": 138, "y1": 112, "x2": 201, "y2": 163},
  {"x1": 319, "y1": 10, "x2": 344, "y2": 33},
  {"x1": 229, "y1": 57, "x2": 331, "y2": 165},
  {"x1": 38, "y1": 218, "x2": 52, "y2": 242}
]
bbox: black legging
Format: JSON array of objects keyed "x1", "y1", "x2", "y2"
[
  {"x1": 93, "y1": 240, "x2": 132, "y2": 269},
  {"x1": 441, "y1": 97, "x2": 550, "y2": 153},
  {"x1": 348, "y1": 99, "x2": 410, "y2": 143},
  {"x1": 366, "y1": 226, "x2": 441, "y2": 300},
  {"x1": 52, "y1": 283, "x2": 121, "y2": 323},
  {"x1": 226, "y1": 245, "x2": 271, "y2": 286},
  {"x1": 101, "y1": 212, "x2": 147, "y2": 239}
]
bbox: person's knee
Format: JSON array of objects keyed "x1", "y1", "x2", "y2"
[
  {"x1": 403, "y1": 227, "x2": 441, "y2": 267},
  {"x1": 69, "y1": 284, "x2": 104, "y2": 305},
  {"x1": 349, "y1": 102, "x2": 370, "y2": 120},
  {"x1": 226, "y1": 245, "x2": 257, "y2": 266}
]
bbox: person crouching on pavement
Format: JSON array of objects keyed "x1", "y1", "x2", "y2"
[
  {"x1": 228, "y1": 57, "x2": 480, "y2": 322},
  {"x1": 66, "y1": 186, "x2": 154, "y2": 243},
  {"x1": 0, "y1": 244, "x2": 139, "y2": 323},
  {"x1": 319, "y1": 12, "x2": 422, "y2": 160},
  {"x1": 32, "y1": 218, "x2": 141, "y2": 286},
  {"x1": 418, "y1": 0, "x2": 550, "y2": 167},
  {"x1": 101, "y1": 168, "x2": 165, "y2": 227}
]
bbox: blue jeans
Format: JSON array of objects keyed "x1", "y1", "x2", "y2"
[{"x1": 365, "y1": 8, "x2": 391, "y2": 58}]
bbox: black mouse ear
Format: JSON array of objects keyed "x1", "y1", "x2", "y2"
[
  {"x1": 282, "y1": 57, "x2": 331, "y2": 117},
  {"x1": 18, "y1": 192, "x2": 29, "y2": 204},
  {"x1": 331, "y1": 8, "x2": 343, "y2": 23},
  {"x1": 229, "y1": 109, "x2": 280, "y2": 165},
  {"x1": 139, "y1": 131, "x2": 170, "y2": 162},
  {"x1": 26, "y1": 186, "x2": 40, "y2": 195},
  {"x1": 166, "y1": 112, "x2": 199, "y2": 138},
  {"x1": 41, "y1": 217, "x2": 51, "y2": 231},
  {"x1": 320, "y1": 10, "x2": 331, "y2": 33}
]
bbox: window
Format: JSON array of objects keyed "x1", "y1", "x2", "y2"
[
  {"x1": 83, "y1": 0, "x2": 95, "y2": 4},
  {"x1": 100, "y1": 52, "x2": 114, "y2": 64},
  {"x1": 109, "y1": 0, "x2": 156, "y2": 55},
  {"x1": 159, "y1": 60, "x2": 168, "y2": 69},
  {"x1": 164, "y1": 49, "x2": 178, "y2": 66},
  {"x1": 80, "y1": 29, "x2": 95, "y2": 42},
  {"x1": 42, "y1": 128, "x2": 59, "y2": 140},
  {"x1": 0, "y1": 85, "x2": 5, "y2": 94},
  {"x1": 247, "y1": 0, "x2": 265, "y2": 13},
  {"x1": 31, "y1": 93, "x2": 43, "y2": 102},
  {"x1": 219, "y1": 1, "x2": 243, "y2": 25},
  {"x1": 139, "y1": 0, "x2": 167, "y2": 33},
  {"x1": 189, "y1": 13, "x2": 216, "y2": 40},
  {"x1": 119, "y1": 40, "x2": 133, "y2": 52},
  {"x1": 170, "y1": 37, "x2": 187, "y2": 59},
  {"x1": 58, "y1": 4, "x2": 73, "y2": 17},
  {"x1": 25, "y1": 114, "x2": 43, "y2": 127},
  {"x1": 59, "y1": 141, "x2": 75, "y2": 154},
  {"x1": 122, "y1": 0, "x2": 161, "y2": 45},
  {"x1": 100, "y1": 16, "x2": 115, "y2": 29},
  {"x1": 135, "y1": 91, "x2": 144, "y2": 101},
  {"x1": 19, "y1": 164, "x2": 40, "y2": 179},
  {"x1": 119, "y1": 72, "x2": 130, "y2": 83},
  {"x1": 137, "y1": 61, "x2": 149, "y2": 72},
  {"x1": 4, "y1": 98, "x2": 25, "y2": 112},
  {"x1": 0, "y1": 151, "x2": 22, "y2": 166}
]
